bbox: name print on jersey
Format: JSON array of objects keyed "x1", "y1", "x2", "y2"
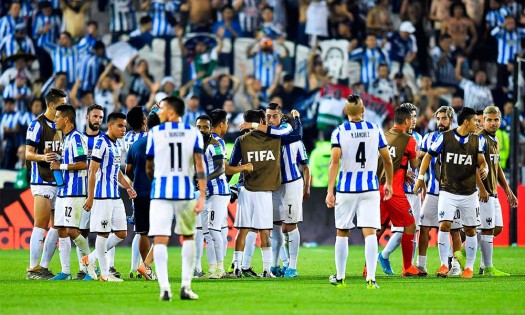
[
  {"x1": 247, "y1": 150, "x2": 276, "y2": 162},
  {"x1": 445, "y1": 153, "x2": 473, "y2": 165}
]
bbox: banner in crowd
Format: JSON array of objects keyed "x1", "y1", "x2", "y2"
[
  {"x1": 319, "y1": 39, "x2": 349, "y2": 81},
  {"x1": 1, "y1": 187, "x2": 523, "y2": 249},
  {"x1": 106, "y1": 42, "x2": 138, "y2": 72}
]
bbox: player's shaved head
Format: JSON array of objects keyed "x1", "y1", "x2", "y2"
[{"x1": 345, "y1": 94, "x2": 364, "y2": 117}]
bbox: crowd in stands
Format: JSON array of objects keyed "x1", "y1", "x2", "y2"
[{"x1": 1, "y1": 0, "x2": 525, "y2": 184}]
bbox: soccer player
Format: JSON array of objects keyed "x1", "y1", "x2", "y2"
[
  {"x1": 378, "y1": 103, "x2": 422, "y2": 274},
  {"x1": 82, "y1": 112, "x2": 137, "y2": 282},
  {"x1": 375, "y1": 106, "x2": 420, "y2": 277},
  {"x1": 146, "y1": 96, "x2": 206, "y2": 301},
  {"x1": 417, "y1": 106, "x2": 464, "y2": 276},
  {"x1": 26, "y1": 88, "x2": 67, "y2": 280},
  {"x1": 74, "y1": 104, "x2": 104, "y2": 280},
  {"x1": 229, "y1": 109, "x2": 282, "y2": 278},
  {"x1": 49, "y1": 105, "x2": 89, "y2": 280},
  {"x1": 124, "y1": 106, "x2": 148, "y2": 279},
  {"x1": 126, "y1": 112, "x2": 161, "y2": 281},
  {"x1": 476, "y1": 106, "x2": 517, "y2": 276},
  {"x1": 415, "y1": 107, "x2": 489, "y2": 279},
  {"x1": 326, "y1": 94, "x2": 393, "y2": 289}
]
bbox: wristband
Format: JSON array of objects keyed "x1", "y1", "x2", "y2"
[
  {"x1": 251, "y1": 122, "x2": 259, "y2": 129},
  {"x1": 60, "y1": 164, "x2": 67, "y2": 171},
  {"x1": 196, "y1": 171, "x2": 206, "y2": 179},
  {"x1": 417, "y1": 174, "x2": 425, "y2": 181}
]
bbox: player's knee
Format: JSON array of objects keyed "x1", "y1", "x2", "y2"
[
  {"x1": 115, "y1": 231, "x2": 127, "y2": 239},
  {"x1": 57, "y1": 227, "x2": 68, "y2": 238},
  {"x1": 463, "y1": 227, "x2": 476, "y2": 237},
  {"x1": 494, "y1": 227, "x2": 503, "y2": 237},
  {"x1": 336, "y1": 229, "x2": 350, "y2": 237},
  {"x1": 481, "y1": 229, "x2": 494, "y2": 236},
  {"x1": 67, "y1": 228, "x2": 80, "y2": 239},
  {"x1": 438, "y1": 221, "x2": 451, "y2": 232}
]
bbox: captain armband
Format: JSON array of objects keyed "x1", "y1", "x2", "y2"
[{"x1": 196, "y1": 172, "x2": 206, "y2": 180}]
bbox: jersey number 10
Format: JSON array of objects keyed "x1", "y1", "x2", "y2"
[{"x1": 169, "y1": 142, "x2": 183, "y2": 172}]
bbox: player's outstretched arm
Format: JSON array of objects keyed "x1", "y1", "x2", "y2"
[
  {"x1": 379, "y1": 146, "x2": 393, "y2": 200},
  {"x1": 207, "y1": 159, "x2": 225, "y2": 181},
  {"x1": 194, "y1": 153, "x2": 207, "y2": 214},
  {"x1": 325, "y1": 148, "x2": 341, "y2": 208},
  {"x1": 118, "y1": 170, "x2": 136, "y2": 199},
  {"x1": 497, "y1": 164, "x2": 518, "y2": 207},
  {"x1": 302, "y1": 164, "x2": 311, "y2": 201}
]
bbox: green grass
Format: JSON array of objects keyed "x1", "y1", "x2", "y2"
[{"x1": 1, "y1": 246, "x2": 524, "y2": 314}]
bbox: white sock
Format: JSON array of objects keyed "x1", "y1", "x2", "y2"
[
  {"x1": 40, "y1": 228, "x2": 58, "y2": 268},
  {"x1": 181, "y1": 240, "x2": 195, "y2": 288},
  {"x1": 382, "y1": 232, "x2": 402, "y2": 259},
  {"x1": 210, "y1": 230, "x2": 224, "y2": 271},
  {"x1": 96, "y1": 236, "x2": 109, "y2": 277},
  {"x1": 261, "y1": 247, "x2": 272, "y2": 272},
  {"x1": 221, "y1": 227, "x2": 228, "y2": 259},
  {"x1": 107, "y1": 247, "x2": 115, "y2": 268},
  {"x1": 335, "y1": 236, "x2": 348, "y2": 280},
  {"x1": 451, "y1": 257, "x2": 460, "y2": 270},
  {"x1": 478, "y1": 231, "x2": 484, "y2": 268},
  {"x1": 417, "y1": 255, "x2": 427, "y2": 269},
  {"x1": 480, "y1": 234, "x2": 493, "y2": 268},
  {"x1": 107, "y1": 233, "x2": 123, "y2": 251},
  {"x1": 242, "y1": 231, "x2": 257, "y2": 269},
  {"x1": 29, "y1": 227, "x2": 46, "y2": 269},
  {"x1": 280, "y1": 242, "x2": 289, "y2": 266},
  {"x1": 412, "y1": 232, "x2": 418, "y2": 263},
  {"x1": 364, "y1": 234, "x2": 378, "y2": 282},
  {"x1": 437, "y1": 231, "x2": 450, "y2": 267},
  {"x1": 131, "y1": 234, "x2": 141, "y2": 272},
  {"x1": 204, "y1": 232, "x2": 217, "y2": 270},
  {"x1": 271, "y1": 225, "x2": 283, "y2": 267},
  {"x1": 233, "y1": 251, "x2": 243, "y2": 270},
  {"x1": 72, "y1": 235, "x2": 90, "y2": 272},
  {"x1": 153, "y1": 244, "x2": 170, "y2": 292},
  {"x1": 465, "y1": 235, "x2": 477, "y2": 270},
  {"x1": 287, "y1": 229, "x2": 300, "y2": 269},
  {"x1": 195, "y1": 230, "x2": 204, "y2": 272},
  {"x1": 58, "y1": 237, "x2": 71, "y2": 274}
]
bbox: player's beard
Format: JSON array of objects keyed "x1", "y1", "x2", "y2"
[
  {"x1": 438, "y1": 124, "x2": 449, "y2": 132},
  {"x1": 88, "y1": 121, "x2": 100, "y2": 131}
]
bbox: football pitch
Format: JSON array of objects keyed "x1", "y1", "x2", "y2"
[{"x1": 1, "y1": 246, "x2": 524, "y2": 314}]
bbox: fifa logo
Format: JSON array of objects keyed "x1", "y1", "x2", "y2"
[
  {"x1": 445, "y1": 153, "x2": 472, "y2": 165},
  {"x1": 247, "y1": 150, "x2": 275, "y2": 162},
  {"x1": 44, "y1": 140, "x2": 61, "y2": 152},
  {"x1": 489, "y1": 154, "x2": 500, "y2": 164}
]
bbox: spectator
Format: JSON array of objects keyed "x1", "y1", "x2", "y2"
[
  {"x1": 129, "y1": 59, "x2": 155, "y2": 106},
  {"x1": 415, "y1": 75, "x2": 454, "y2": 121},
  {"x1": 0, "y1": 54, "x2": 33, "y2": 89},
  {"x1": 0, "y1": 98, "x2": 20, "y2": 169},
  {"x1": 181, "y1": 95, "x2": 206, "y2": 126},
  {"x1": 121, "y1": 93, "x2": 140, "y2": 115},
  {"x1": 178, "y1": 30, "x2": 222, "y2": 87},
  {"x1": 223, "y1": 99, "x2": 243, "y2": 142},
  {"x1": 61, "y1": 0, "x2": 92, "y2": 39},
  {"x1": 486, "y1": 0, "x2": 510, "y2": 29},
  {"x1": 271, "y1": 74, "x2": 308, "y2": 112},
  {"x1": 0, "y1": 1, "x2": 22, "y2": 39},
  {"x1": 366, "y1": 0, "x2": 392, "y2": 36},
  {"x1": 129, "y1": 16, "x2": 154, "y2": 50},
  {"x1": 213, "y1": 5, "x2": 242, "y2": 39},
  {"x1": 41, "y1": 31, "x2": 89, "y2": 85},
  {"x1": 394, "y1": 72, "x2": 414, "y2": 106},
  {"x1": 234, "y1": 0, "x2": 263, "y2": 37},
  {"x1": 305, "y1": 0, "x2": 330, "y2": 45},
  {"x1": 32, "y1": 1, "x2": 61, "y2": 48},
  {"x1": 78, "y1": 21, "x2": 100, "y2": 52},
  {"x1": 69, "y1": 80, "x2": 94, "y2": 132},
  {"x1": 202, "y1": 73, "x2": 241, "y2": 112},
  {"x1": 14, "y1": 144, "x2": 26, "y2": 170},
  {"x1": 429, "y1": 0, "x2": 451, "y2": 37},
  {"x1": 186, "y1": 0, "x2": 215, "y2": 32},
  {"x1": 95, "y1": 63, "x2": 121, "y2": 117},
  {"x1": 455, "y1": 56, "x2": 494, "y2": 111},
  {"x1": 441, "y1": 2, "x2": 477, "y2": 56},
  {"x1": 349, "y1": 33, "x2": 389, "y2": 89},
  {"x1": 146, "y1": 0, "x2": 182, "y2": 37},
  {"x1": 247, "y1": 38, "x2": 287, "y2": 90},
  {"x1": 387, "y1": 21, "x2": 417, "y2": 91},
  {"x1": 258, "y1": 6, "x2": 286, "y2": 40},
  {"x1": 369, "y1": 63, "x2": 397, "y2": 104},
  {"x1": 307, "y1": 51, "x2": 330, "y2": 91},
  {"x1": 0, "y1": 22, "x2": 35, "y2": 62},
  {"x1": 431, "y1": 33, "x2": 461, "y2": 88},
  {"x1": 76, "y1": 40, "x2": 105, "y2": 94},
  {"x1": 241, "y1": 65, "x2": 281, "y2": 110},
  {"x1": 490, "y1": 16, "x2": 525, "y2": 88},
  {"x1": 18, "y1": 98, "x2": 44, "y2": 135},
  {"x1": 2, "y1": 76, "x2": 32, "y2": 113},
  {"x1": 462, "y1": 0, "x2": 485, "y2": 26},
  {"x1": 503, "y1": 61, "x2": 525, "y2": 101},
  {"x1": 41, "y1": 71, "x2": 69, "y2": 98},
  {"x1": 110, "y1": 0, "x2": 137, "y2": 42}
]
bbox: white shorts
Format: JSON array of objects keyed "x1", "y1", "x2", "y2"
[
  {"x1": 30, "y1": 185, "x2": 58, "y2": 209},
  {"x1": 90, "y1": 199, "x2": 127, "y2": 233},
  {"x1": 438, "y1": 191, "x2": 480, "y2": 227},
  {"x1": 479, "y1": 196, "x2": 500, "y2": 230},
  {"x1": 272, "y1": 190, "x2": 284, "y2": 222},
  {"x1": 391, "y1": 193, "x2": 422, "y2": 233},
  {"x1": 335, "y1": 191, "x2": 380, "y2": 230},
  {"x1": 234, "y1": 187, "x2": 273, "y2": 230},
  {"x1": 205, "y1": 195, "x2": 230, "y2": 231},
  {"x1": 419, "y1": 194, "x2": 460, "y2": 229},
  {"x1": 149, "y1": 199, "x2": 196, "y2": 236},
  {"x1": 54, "y1": 197, "x2": 85, "y2": 228},
  {"x1": 195, "y1": 208, "x2": 205, "y2": 229},
  {"x1": 280, "y1": 179, "x2": 304, "y2": 224},
  {"x1": 79, "y1": 208, "x2": 91, "y2": 230},
  {"x1": 495, "y1": 198, "x2": 503, "y2": 227}
]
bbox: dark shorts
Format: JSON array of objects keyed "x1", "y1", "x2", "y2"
[{"x1": 134, "y1": 195, "x2": 151, "y2": 234}]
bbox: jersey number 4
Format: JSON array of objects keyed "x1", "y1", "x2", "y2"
[
  {"x1": 356, "y1": 142, "x2": 366, "y2": 168},
  {"x1": 169, "y1": 142, "x2": 183, "y2": 172}
]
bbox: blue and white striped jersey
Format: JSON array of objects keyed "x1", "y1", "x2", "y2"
[
  {"x1": 91, "y1": 134, "x2": 124, "y2": 199},
  {"x1": 32, "y1": 13, "x2": 61, "y2": 47},
  {"x1": 123, "y1": 130, "x2": 147, "y2": 151},
  {"x1": 0, "y1": 111, "x2": 20, "y2": 140},
  {"x1": 429, "y1": 129, "x2": 486, "y2": 156},
  {"x1": 146, "y1": 122, "x2": 204, "y2": 200},
  {"x1": 459, "y1": 79, "x2": 494, "y2": 110},
  {"x1": 253, "y1": 51, "x2": 280, "y2": 88},
  {"x1": 349, "y1": 47, "x2": 389, "y2": 85},
  {"x1": 42, "y1": 41, "x2": 88, "y2": 84},
  {"x1": 0, "y1": 15, "x2": 20, "y2": 39},
  {"x1": 26, "y1": 117, "x2": 59, "y2": 185},
  {"x1": 76, "y1": 53, "x2": 102, "y2": 92},
  {"x1": 110, "y1": 0, "x2": 136, "y2": 33},
  {"x1": 420, "y1": 131, "x2": 441, "y2": 195},
  {"x1": 58, "y1": 129, "x2": 88, "y2": 197},
  {"x1": 491, "y1": 26, "x2": 525, "y2": 65},
  {"x1": 2, "y1": 82, "x2": 32, "y2": 112},
  {"x1": 84, "y1": 131, "x2": 104, "y2": 165},
  {"x1": 204, "y1": 134, "x2": 230, "y2": 196},
  {"x1": 238, "y1": 0, "x2": 259, "y2": 34},
  {"x1": 150, "y1": 0, "x2": 181, "y2": 37},
  {"x1": 403, "y1": 131, "x2": 422, "y2": 194},
  {"x1": 281, "y1": 140, "x2": 308, "y2": 184},
  {"x1": 0, "y1": 35, "x2": 36, "y2": 59},
  {"x1": 260, "y1": 23, "x2": 285, "y2": 39},
  {"x1": 431, "y1": 46, "x2": 458, "y2": 86},
  {"x1": 77, "y1": 34, "x2": 97, "y2": 52},
  {"x1": 182, "y1": 109, "x2": 206, "y2": 127},
  {"x1": 331, "y1": 120, "x2": 387, "y2": 193},
  {"x1": 486, "y1": 6, "x2": 510, "y2": 28},
  {"x1": 18, "y1": 111, "x2": 35, "y2": 129}
]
